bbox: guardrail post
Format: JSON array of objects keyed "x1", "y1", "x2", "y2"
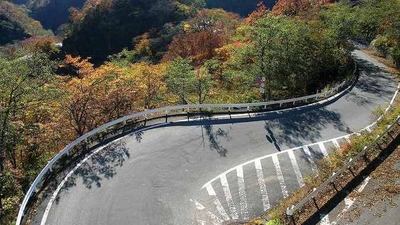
[
  {"x1": 247, "y1": 106, "x2": 250, "y2": 111},
  {"x1": 286, "y1": 206, "x2": 296, "y2": 225},
  {"x1": 330, "y1": 173, "x2": 339, "y2": 192},
  {"x1": 312, "y1": 196, "x2": 319, "y2": 210},
  {"x1": 348, "y1": 168, "x2": 356, "y2": 177},
  {"x1": 348, "y1": 158, "x2": 356, "y2": 177},
  {"x1": 293, "y1": 101, "x2": 296, "y2": 106},
  {"x1": 165, "y1": 110, "x2": 168, "y2": 123},
  {"x1": 311, "y1": 188, "x2": 319, "y2": 209}
]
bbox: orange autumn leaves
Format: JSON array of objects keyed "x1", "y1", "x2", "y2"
[{"x1": 61, "y1": 55, "x2": 166, "y2": 136}]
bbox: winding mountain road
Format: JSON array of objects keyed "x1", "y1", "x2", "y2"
[{"x1": 31, "y1": 49, "x2": 398, "y2": 225}]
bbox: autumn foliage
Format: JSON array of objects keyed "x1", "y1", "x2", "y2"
[{"x1": 272, "y1": 0, "x2": 332, "y2": 16}]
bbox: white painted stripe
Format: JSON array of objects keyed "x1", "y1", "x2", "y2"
[
  {"x1": 390, "y1": 88, "x2": 399, "y2": 105},
  {"x1": 190, "y1": 199, "x2": 206, "y2": 210},
  {"x1": 344, "y1": 198, "x2": 354, "y2": 209},
  {"x1": 320, "y1": 214, "x2": 331, "y2": 225},
  {"x1": 205, "y1": 183, "x2": 230, "y2": 221},
  {"x1": 330, "y1": 198, "x2": 355, "y2": 225},
  {"x1": 220, "y1": 174, "x2": 239, "y2": 220},
  {"x1": 318, "y1": 143, "x2": 329, "y2": 157},
  {"x1": 272, "y1": 155, "x2": 289, "y2": 198},
  {"x1": 357, "y1": 176, "x2": 371, "y2": 193},
  {"x1": 255, "y1": 159, "x2": 270, "y2": 211},
  {"x1": 332, "y1": 139, "x2": 340, "y2": 149},
  {"x1": 206, "y1": 212, "x2": 223, "y2": 225},
  {"x1": 303, "y1": 147, "x2": 319, "y2": 175},
  {"x1": 190, "y1": 199, "x2": 223, "y2": 225},
  {"x1": 40, "y1": 141, "x2": 116, "y2": 225},
  {"x1": 201, "y1": 82, "x2": 398, "y2": 190},
  {"x1": 39, "y1": 124, "x2": 171, "y2": 225},
  {"x1": 366, "y1": 127, "x2": 372, "y2": 133},
  {"x1": 236, "y1": 166, "x2": 249, "y2": 220},
  {"x1": 288, "y1": 150, "x2": 305, "y2": 187},
  {"x1": 345, "y1": 136, "x2": 351, "y2": 143}
]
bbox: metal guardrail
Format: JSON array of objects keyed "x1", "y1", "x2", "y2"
[
  {"x1": 16, "y1": 66, "x2": 358, "y2": 225},
  {"x1": 285, "y1": 114, "x2": 400, "y2": 219}
]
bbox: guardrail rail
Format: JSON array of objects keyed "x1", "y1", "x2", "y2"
[
  {"x1": 285, "y1": 114, "x2": 400, "y2": 222},
  {"x1": 16, "y1": 63, "x2": 358, "y2": 225}
]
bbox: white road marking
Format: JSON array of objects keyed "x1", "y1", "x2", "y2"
[
  {"x1": 344, "y1": 198, "x2": 354, "y2": 209},
  {"x1": 331, "y1": 198, "x2": 355, "y2": 225},
  {"x1": 255, "y1": 159, "x2": 270, "y2": 211},
  {"x1": 220, "y1": 174, "x2": 239, "y2": 220},
  {"x1": 332, "y1": 139, "x2": 340, "y2": 149},
  {"x1": 357, "y1": 176, "x2": 371, "y2": 193},
  {"x1": 272, "y1": 155, "x2": 289, "y2": 198},
  {"x1": 40, "y1": 142, "x2": 115, "y2": 225},
  {"x1": 318, "y1": 143, "x2": 329, "y2": 157},
  {"x1": 303, "y1": 146, "x2": 319, "y2": 175},
  {"x1": 320, "y1": 214, "x2": 331, "y2": 225},
  {"x1": 206, "y1": 212, "x2": 223, "y2": 225},
  {"x1": 236, "y1": 166, "x2": 249, "y2": 220},
  {"x1": 191, "y1": 199, "x2": 206, "y2": 210},
  {"x1": 37, "y1": 53, "x2": 399, "y2": 225},
  {"x1": 345, "y1": 136, "x2": 351, "y2": 143},
  {"x1": 201, "y1": 135, "x2": 346, "y2": 189},
  {"x1": 366, "y1": 127, "x2": 372, "y2": 133},
  {"x1": 205, "y1": 183, "x2": 230, "y2": 221},
  {"x1": 288, "y1": 150, "x2": 305, "y2": 187},
  {"x1": 190, "y1": 199, "x2": 223, "y2": 225}
]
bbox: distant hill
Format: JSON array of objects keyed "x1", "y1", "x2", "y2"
[
  {"x1": 27, "y1": 0, "x2": 86, "y2": 31},
  {"x1": 0, "y1": 14, "x2": 29, "y2": 45},
  {"x1": 63, "y1": 0, "x2": 205, "y2": 63},
  {"x1": 0, "y1": 1, "x2": 52, "y2": 45}
]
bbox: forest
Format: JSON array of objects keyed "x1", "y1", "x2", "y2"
[{"x1": 1, "y1": 0, "x2": 400, "y2": 224}]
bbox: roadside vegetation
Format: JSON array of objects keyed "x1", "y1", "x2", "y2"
[
  {"x1": 245, "y1": 0, "x2": 400, "y2": 223},
  {"x1": 0, "y1": 0, "x2": 399, "y2": 224},
  {"x1": 250, "y1": 98, "x2": 400, "y2": 225}
]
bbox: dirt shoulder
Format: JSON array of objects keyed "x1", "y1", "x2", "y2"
[{"x1": 329, "y1": 134, "x2": 400, "y2": 225}]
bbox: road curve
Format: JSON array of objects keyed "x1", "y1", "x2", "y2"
[{"x1": 31, "y1": 50, "x2": 398, "y2": 225}]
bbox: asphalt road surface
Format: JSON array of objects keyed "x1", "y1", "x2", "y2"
[{"x1": 31, "y1": 49, "x2": 398, "y2": 225}]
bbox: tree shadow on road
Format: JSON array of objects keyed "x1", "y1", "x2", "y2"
[
  {"x1": 264, "y1": 107, "x2": 351, "y2": 148},
  {"x1": 67, "y1": 141, "x2": 129, "y2": 189},
  {"x1": 348, "y1": 56, "x2": 397, "y2": 107},
  {"x1": 200, "y1": 118, "x2": 232, "y2": 157},
  {"x1": 42, "y1": 141, "x2": 130, "y2": 205},
  {"x1": 265, "y1": 124, "x2": 281, "y2": 151}
]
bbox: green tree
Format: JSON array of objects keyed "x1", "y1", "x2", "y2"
[
  {"x1": 165, "y1": 57, "x2": 194, "y2": 104},
  {"x1": 194, "y1": 67, "x2": 212, "y2": 104},
  {"x1": 0, "y1": 49, "x2": 56, "y2": 221}
]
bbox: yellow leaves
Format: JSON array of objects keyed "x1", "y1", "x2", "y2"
[
  {"x1": 62, "y1": 55, "x2": 94, "y2": 79},
  {"x1": 129, "y1": 62, "x2": 167, "y2": 108},
  {"x1": 183, "y1": 23, "x2": 191, "y2": 32},
  {"x1": 134, "y1": 33, "x2": 152, "y2": 57}
]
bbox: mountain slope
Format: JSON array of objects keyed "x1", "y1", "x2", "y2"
[
  {"x1": 63, "y1": 0, "x2": 204, "y2": 63},
  {"x1": 28, "y1": 0, "x2": 86, "y2": 31},
  {"x1": 0, "y1": 0, "x2": 51, "y2": 44}
]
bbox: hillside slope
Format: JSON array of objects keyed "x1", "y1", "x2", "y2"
[
  {"x1": 62, "y1": 0, "x2": 204, "y2": 62},
  {"x1": 0, "y1": 1, "x2": 51, "y2": 44}
]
